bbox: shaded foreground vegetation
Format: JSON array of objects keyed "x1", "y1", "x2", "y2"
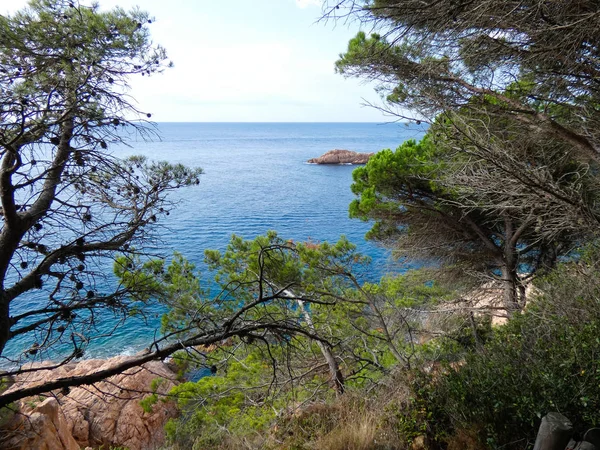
[{"x1": 158, "y1": 243, "x2": 600, "y2": 450}]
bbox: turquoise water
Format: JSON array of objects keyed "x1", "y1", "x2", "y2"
[{"x1": 5, "y1": 122, "x2": 426, "y2": 361}]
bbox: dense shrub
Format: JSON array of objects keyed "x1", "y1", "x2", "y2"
[
  {"x1": 162, "y1": 250, "x2": 600, "y2": 450},
  {"x1": 164, "y1": 352, "x2": 278, "y2": 449},
  {"x1": 423, "y1": 251, "x2": 600, "y2": 449}
]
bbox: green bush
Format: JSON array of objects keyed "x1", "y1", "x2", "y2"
[
  {"x1": 423, "y1": 252, "x2": 600, "y2": 449},
  {"x1": 165, "y1": 351, "x2": 287, "y2": 449}
]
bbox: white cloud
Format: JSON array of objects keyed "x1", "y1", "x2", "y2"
[
  {"x1": 295, "y1": 0, "x2": 321, "y2": 8},
  {"x1": 3, "y1": 0, "x2": 384, "y2": 122}
]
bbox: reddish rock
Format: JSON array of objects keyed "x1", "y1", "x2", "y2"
[
  {"x1": 308, "y1": 149, "x2": 374, "y2": 165},
  {"x1": 2, "y1": 397, "x2": 79, "y2": 450},
  {"x1": 2, "y1": 356, "x2": 179, "y2": 450}
]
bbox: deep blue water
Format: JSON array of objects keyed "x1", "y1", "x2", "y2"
[
  {"x1": 123, "y1": 122, "x2": 426, "y2": 266},
  {"x1": 5, "y1": 122, "x2": 426, "y2": 362}
]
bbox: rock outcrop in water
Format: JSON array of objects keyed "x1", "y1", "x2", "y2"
[
  {"x1": 1, "y1": 356, "x2": 179, "y2": 450},
  {"x1": 308, "y1": 149, "x2": 374, "y2": 165}
]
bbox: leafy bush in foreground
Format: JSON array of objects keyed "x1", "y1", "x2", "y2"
[
  {"x1": 162, "y1": 246, "x2": 600, "y2": 450},
  {"x1": 424, "y1": 249, "x2": 600, "y2": 449}
]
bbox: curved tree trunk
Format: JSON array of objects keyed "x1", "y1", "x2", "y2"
[
  {"x1": 286, "y1": 290, "x2": 344, "y2": 396},
  {"x1": 297, "y1": 298, "x2": 345, "y2": 396},
  {"x1": 502, "y1": 218, "x2": 526, "y2": 316},
  {"x1": 501, "y1": 265, "x2": 521, "y2": 316}
]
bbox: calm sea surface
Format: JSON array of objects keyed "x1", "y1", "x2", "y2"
[{"x1": 6, "y1": 122, "x2": 426, "y2": 361}]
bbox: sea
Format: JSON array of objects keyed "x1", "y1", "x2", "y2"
[{"x1": 4, "y1": 122, "x2": 427, "y2": 362}]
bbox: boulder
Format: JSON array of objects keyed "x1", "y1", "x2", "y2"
[
  {"x1": 307, "y1": 149, "x2": 374, "y2": 165},
  {"x1": 411, "y1": 434, "x2": 429, "y2": 450},
  {"x1": 2, "y1": 356, "x2": 179, "y2": 450},
  {"x1": 2, "y1": 397, "x2": 79, "y2": 450}
]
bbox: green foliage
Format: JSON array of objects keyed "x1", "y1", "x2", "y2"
[
  {"x1": 336, "y1": 31, "x2": 450, "y2": 102},
  {"x1": 139, "y1": 377, "x2": 166, "y2": 414},
  {"x1": 139, "y1": 394, "x2": 158, "y2": 414},
  {"x1": 349, "y1": 136, "x2": 442, "y2": 228},
  {"x1": 416, "y1": 252, "x2": 600, "y2": 449},
  {"x1": 335, "y1": 0, "x2": 600, "y2": 170},
  {"x1": 0, "y1": 0, "x2": 204, "y2": 406},
  {"x1": 0, "y1": 404, "x2": 15, "y2": 429},
  {"x1": 156, "y1": 230, "x2": 455, "y2": 449},
  {"x1": 0, "y1": 0, "x2": 168, "y2": 124},
  {"x1": 348, "y1": 128, "x2": 498, "y2": 274},
  {"x1": 168, "y1": 351, "x2": 194, "y2": 381},
  {"x1": 0, "y1": 377, "x2": 8, "y2": 395},
  {"x1": 368, "y1": 269, "x2": 451, "y2": 308},
  {"x1": 165, "y1": 352, "x2": 281, "y2": 449},
  {"x1": 336, "y1": 31, "x2": 392, "y2": 75}
]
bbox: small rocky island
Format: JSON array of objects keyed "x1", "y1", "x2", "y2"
[{"x1": 308, "y1": 149, "x2": 374, "y2": 165}]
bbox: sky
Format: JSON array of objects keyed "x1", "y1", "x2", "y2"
[{"x1": 2, "y1": 0, "x2": 387, "y2": 122}]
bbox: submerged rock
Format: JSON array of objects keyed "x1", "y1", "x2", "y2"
[
  {"x1": 2, "y1": 356, "x2": 179, "y2": 450},
  {"x1": 308, "y1": 149, "x2": 374, "y2": 165}
]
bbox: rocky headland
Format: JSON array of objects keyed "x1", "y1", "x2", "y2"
[
  {"x1": 307, "y1": 149, "x2": 374, "y2": 165},
  {"x1": 1, "y1": 356, "x2": 179, "y2": 450}
]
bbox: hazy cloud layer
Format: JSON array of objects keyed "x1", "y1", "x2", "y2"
[
  {"x1": 2, "y1": 0, "x2": 385, "y2": 122},
  {"x1": 295, "y1": 0, "x2": 321, "y2": 8}
]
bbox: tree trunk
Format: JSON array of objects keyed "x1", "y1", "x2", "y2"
[
  {"x1": 501, "y1": 264, "x2": 520, "y2": 316},
  {"x1": 316, "y1": 338, "x2": 345, "y2": 395},
  {"x1": 469, "y1": 311, "x2": 483, "y2": 351},
  {"x1": 502, "y1": 218, "x2": 524, "y2": 316},
  {"x1": 297, "y1": 298, "x2": 345, "y2": 395},
  {"x1": 285, "y1": 288, "x2": 344, "y2": 396}
]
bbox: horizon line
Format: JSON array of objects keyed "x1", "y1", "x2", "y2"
[{"x1": 149, "y1": 120, "x2": 413, "y2": 124}]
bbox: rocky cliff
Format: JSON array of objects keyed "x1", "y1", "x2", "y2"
[
  {"x1": 307, "y1": 149, "x2": 374, "y2": 165},
  {"x1": 1, "y1": 356, "x2": 179, "y2": 450}
]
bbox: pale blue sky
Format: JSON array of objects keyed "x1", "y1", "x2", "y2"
[{"x1": 4, "y1": 0, "x2": 386, "y2": 122}]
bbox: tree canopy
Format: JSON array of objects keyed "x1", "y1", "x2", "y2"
[
  {"x1": 0, "y1": 0, "x2": 201, "y2": 389},
  {"x1": 332, "y1": 0, "x2": 600, "y2": 162},
  {"x1": 331, "y1": 0, "x2": 600, "y2": 313}
]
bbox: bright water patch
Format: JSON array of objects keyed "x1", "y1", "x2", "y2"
[{"x1": 5, "y1": 122, "x2": 427, "y2": 361}]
